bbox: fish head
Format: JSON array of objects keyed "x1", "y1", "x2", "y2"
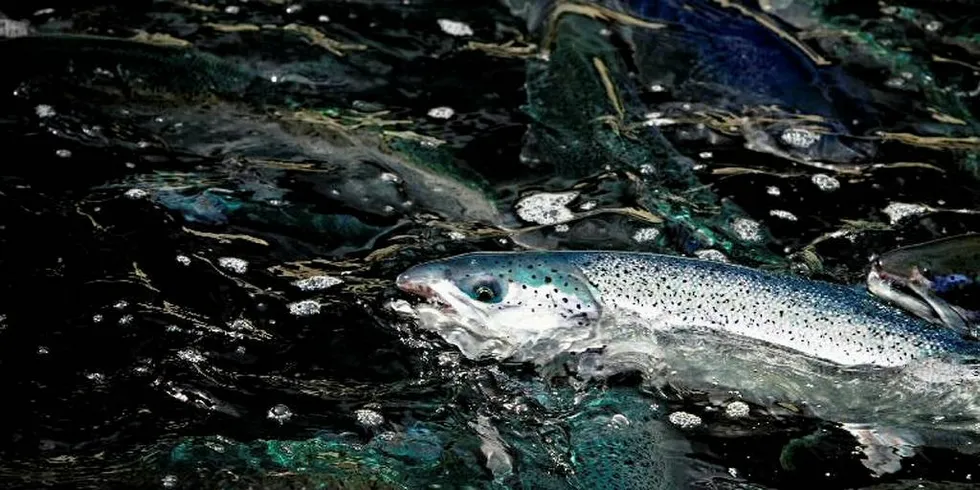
[
  {"x1": 396, "y1": 252, "x2": 602, "y2": 360},
  {"x1": 868, "y1": 235, "x2": 980, "y2": 336},
  {"x1": 874, "y1": 234, "x2": 980, "y2": 286}
]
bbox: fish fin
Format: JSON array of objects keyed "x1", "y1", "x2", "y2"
[
  {"x1": 907, "y1": 282, "x2": 976, "y2": 339},
  {"x1": 867, "y1": 269, "x2": 945, "y2": 325},
  {"x1": 841, "y1": 423, "x2": 921, "y2": 477}
]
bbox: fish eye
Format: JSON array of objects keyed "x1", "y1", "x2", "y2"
[
  {"x1": 463, "y1": 278, "x2": 503, "y2": 303},
  {"x1": 474, "y1": 285, "x2": 497, "y2": 302},
  {"x1": 458, "y1": 275, "x2": 506, "y2": 304}
]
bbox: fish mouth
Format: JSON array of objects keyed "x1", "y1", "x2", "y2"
[
  {"x1": 396, "y1": 275, "x2": 435, "y2": 298},
  {"x1": 869, "y1": 262, "x2": 910, "y2": 287},
  {"x1": 396, "y1": 272, "x2": 455, "y2": 313},
  {"x1": 868, "y1": 267, "x2": 913, "y2": 301}
]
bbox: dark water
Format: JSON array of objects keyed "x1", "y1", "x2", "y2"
[{"x1": 1, "y1": 1, "x2": 979, "y2": 488}]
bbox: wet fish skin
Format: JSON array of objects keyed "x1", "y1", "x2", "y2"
[{"x1": 397, "y1": 251, "x2": 980, "y2": 367}]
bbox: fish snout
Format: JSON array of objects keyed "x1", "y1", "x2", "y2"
[{"x1": 395, "y1": 265, "x2": 446, "y2": 300}]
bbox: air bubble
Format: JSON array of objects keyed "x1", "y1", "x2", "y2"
[
  {"x1": 668, "y1": 411, "x2": 702, "y2": 429},
  {"x1": 632, "y1": 227, "x2": 660, "y2": 243},
  {"x1": 35, "y1": 104, "x2": 55, "y2": 118},
  {"x1": 267, "y1": 404, "x2": 293, "y2": 424},
  {"x1": 780, "y1": 128, "x2": 819, "y2": 149},
  {"x1": 437, "y1": 19, "x2": 473, "y2": 37},
  {"x1": 882, "y1": 202, "x2": 927, "y2": 224},
  {"x1": 177, "y1": 349, "x2": 205, "y2": 363},
  {"x1": 770, "y1": 209, "x2": 798, "y2": 221},
  {"x1": 292, "y1": 275, "x2": 342, "y2": 291},
  {"x1": 811, "y1": 173, "x2": 840, "y2": 192},
  {"x1": 125, "y1": 188, "x2": 148, "y2": 199},
  {"x1": 515, "y1": 191, "x2": 578, "y2": 225},
  {"x1": 427, "y1": 106, "x2": 455, "y2": 119},
  {"x1": 609, "y1": 413, "x2": 630, "y2": 428},
  {"x1": 217, "y1": 257, "x2": 248, "y2": 274},
  {"x1": 725, "y1": 401, "x2": 750, "y2": 418},
  {"x1": 732, "y1": 218, "x2": 762, "y2": 242},
  {"x1": 354, "y1": 408, "x2": 385, "y2": 428},
  {"x1": 288, "y1": 300, "x2": 321, "y2": 316}
]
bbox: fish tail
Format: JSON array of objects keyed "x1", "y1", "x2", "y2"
[{"x1": 840, "y1": 423, "x2": 921, "y2": 477}]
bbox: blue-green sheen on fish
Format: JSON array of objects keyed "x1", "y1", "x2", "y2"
[{"x1": 397, "y1": 251, "x2": 980, "y2": 368}]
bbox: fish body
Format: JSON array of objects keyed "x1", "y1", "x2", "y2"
[{"x1": 397, "y1": 251, "x2": 980, "y2": 367}]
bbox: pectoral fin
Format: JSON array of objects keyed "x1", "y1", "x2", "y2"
[
  {"x1": 907, "y1": 282, "x2": 976, "y2": 339},
  {"x1": 867, "y1": 269, "x2": 943, "y2": 325}
]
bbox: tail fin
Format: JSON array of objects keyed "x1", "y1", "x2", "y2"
[{"x1": 841, "y1": 423, "x2": 921, "y2": 477}]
